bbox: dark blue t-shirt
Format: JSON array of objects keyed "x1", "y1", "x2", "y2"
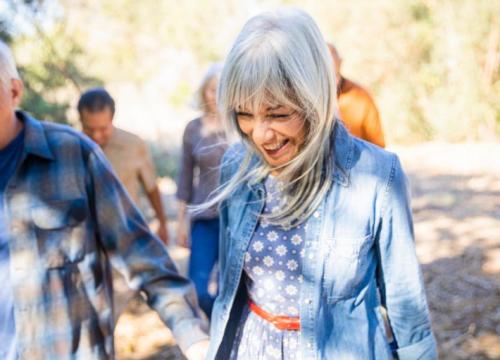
[{"x1": 0, "y1": 129, "x2": 25, "y2": 360}]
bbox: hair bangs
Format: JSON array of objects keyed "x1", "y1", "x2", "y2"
[{"x1": 226, "y1": 44, "x2": 301, "y2": 117}]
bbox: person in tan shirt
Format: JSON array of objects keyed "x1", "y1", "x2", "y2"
[
  {"x1": 78, "y1": 88, "x2": 168, "y2": 244},
  {"x1": 77, "y1": 88, "x2": 169, "y2": 245},
  {"x1": 77, "y1": 87, "x2": 172, "y2": 327},
  {"x1": 328, "y1": 43, "x2": 386, "y2": 148}
]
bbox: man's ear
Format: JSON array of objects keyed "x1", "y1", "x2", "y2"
[{"x1": 11, "y1": 78, "x2": 24, "y2": 107}]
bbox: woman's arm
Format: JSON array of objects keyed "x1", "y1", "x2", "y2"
[
  {"x1": 376, "y1": 155, "x2": 437, "y2": 359},
  {"x1": 176, "y1": 123, "x2": 195, "y2": 246},
  {"x1": 177, "y1": 200, "x2": 188, "y2": 247}
]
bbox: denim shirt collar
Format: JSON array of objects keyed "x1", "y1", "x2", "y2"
[
  {"x1": 16, "y1": 111, "x2": 55, "y2": 161},
  {"x1": 247, "y1": 119, "x2": 354, "y2": 194},
  {"x1": 331, "y1": 121, "x2": 354, "y2": 187}
]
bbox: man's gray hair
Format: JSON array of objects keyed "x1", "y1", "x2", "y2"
[{"x1": 0, "y1": 40, "x2": 20, "y2": 91}]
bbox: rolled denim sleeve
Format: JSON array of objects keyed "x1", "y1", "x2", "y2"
[
  {"x1": 377, "y1": 155, "x2": 437, "y2": 360},
  {"x1": 86, "y1": 146, "x2": 208, "y2": 352}
]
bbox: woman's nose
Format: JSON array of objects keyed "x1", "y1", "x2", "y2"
[{"x1": 252, "y1": 119, "x2": 273, "y2": 144}]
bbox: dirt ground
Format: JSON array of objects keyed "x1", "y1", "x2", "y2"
[{"x1": 115, "y1": 142, "x2": 500, "y2": 360}]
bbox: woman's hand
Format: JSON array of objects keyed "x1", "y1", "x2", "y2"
[
  {"x1": 177, "y1": 221, "x2": 189, "y2": 248},
  {"x1": 177, "y1": 201, "x2": 189, "y2": 248},
  {"x1": 185, "y1": 339, "x2": 209, "y2": 360}
]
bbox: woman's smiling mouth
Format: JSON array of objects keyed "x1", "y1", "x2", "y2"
[{"x1": 262, "y1": 139, "x2": 290, "y2": 158}]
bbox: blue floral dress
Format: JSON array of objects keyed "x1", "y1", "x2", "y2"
[{"x1": 230, "y1": 176, "x2": 309, "y2": 359}]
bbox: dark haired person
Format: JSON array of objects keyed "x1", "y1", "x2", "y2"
[
  {"x1": 77, "y1": 87, "x2": 172, "y2": 327},
  {"x1": 78, "y1": 88, "x2": 169, "y2": 245}
]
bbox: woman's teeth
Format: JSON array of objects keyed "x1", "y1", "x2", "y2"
[{"x1": 264, "y1": 140, "x2": 287, "y2": 151}]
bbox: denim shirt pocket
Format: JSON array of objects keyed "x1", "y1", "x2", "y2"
[
  {"x1": 323, "y1": 234, "x2": 372, "y2": 301},
  {"x1": 31, "y1": 198, "x2": 88, "y2": 268}
]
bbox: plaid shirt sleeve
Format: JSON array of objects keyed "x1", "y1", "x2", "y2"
[{"x1": 85, "y1": 145, "x2": 209, "y2": 352}]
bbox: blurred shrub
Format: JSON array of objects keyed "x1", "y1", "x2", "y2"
[{"x1": 148, "y1": 140, "x2": 181, "y2": 180}]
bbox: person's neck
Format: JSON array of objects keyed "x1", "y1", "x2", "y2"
[
  {"x1": 203, "y1": 111, "x2": 219, "y2": 123},
  {"x1": 0, "y1": 112, "x2": 23, "y2": 150}
]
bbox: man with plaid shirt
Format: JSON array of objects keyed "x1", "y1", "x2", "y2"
[{"x1": 0, "y1": 41, "x2": 209, "y2": 359}]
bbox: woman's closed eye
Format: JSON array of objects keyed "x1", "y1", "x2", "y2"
[
  {"x1": 268, "y1": 112, "x2": 294, "y2": 120},
  {"x1": 236, "y1": 111, "x2": 252, "y2": 119}
]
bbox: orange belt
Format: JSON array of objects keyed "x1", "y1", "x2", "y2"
[{"x1": 248, "y1": 300, "x2": 301, "y2": 331}]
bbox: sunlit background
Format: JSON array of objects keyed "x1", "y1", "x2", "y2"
[
  {"x1": 2, "y1": 1, "x2": 498, "y2": 149},
  {"x1": 1, "y1": 1, "x2": 499, "y2": 359}
]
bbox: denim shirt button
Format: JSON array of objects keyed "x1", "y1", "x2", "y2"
[
  {"x1": 307, "y1": 342, "x2": 313, "y2": 348},
  {"x1": 305, "y1": 298, "x2": 312, "y2": 305}
]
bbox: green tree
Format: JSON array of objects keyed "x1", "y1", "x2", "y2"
[{"x1": 1, "y1": 0, "x2": 102, "y2": 124}]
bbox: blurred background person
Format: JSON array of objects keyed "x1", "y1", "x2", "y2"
[
  {"x1": 176, "y1": 63, "x2": 227, "y2": 318},
  {"x1": 78, "y1": 88, "x2": 170, "y2": 244},
  {"x1": 78, "y1": 88, "x2": 171, "y2": 327},
  {"x1": 328, "y1": 42, "x2": 386, "y2": 148}
]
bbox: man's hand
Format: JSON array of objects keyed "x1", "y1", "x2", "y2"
[
  {"x1": 157, "y1": 221, "x2": 169, "y2": 245},
  {"x1": 185, "y1": 339, "x2": 209, "y2": 360}
]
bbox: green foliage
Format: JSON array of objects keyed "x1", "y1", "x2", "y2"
[
  {"x1": 310, "y1": 0, "x2": 499, "y2": 142},
  {"x1": 16, "y1": 24, "x2": 102, "y2": 123},
  {"x1": 148, "y1": 141, "x2": 181, "y2": 180},
  {"x1": 4, "y1": 0, "x2": 499, "y2": 142},
  {"x1": 0, "y1": 21, "x2": 12, "y2": 43},
  {"x1": 2, "y1": 1, "x2": 102, "y2": 124},
  {"x1": 19, "y1": 70, "x2": 69, "y2": 123},
  {"x1": 169, "y1": 82, "x2": 194, "y2": 109}
]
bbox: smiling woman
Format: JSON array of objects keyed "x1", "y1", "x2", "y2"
[
  {"x1": 204, "y1": 8, "x2": 437, "y2": 360},
  {"x1": 235, "y1": 104, "x2": 306, "y2": 172},
  {"x1": 210, "y1": 7, "x2": 337, "y2": 227}
]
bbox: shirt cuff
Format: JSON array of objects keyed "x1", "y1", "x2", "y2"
[
  {"x1": 396, "y1": 334, "x2": 438, "y2": 360},
  {"x1": 173, "y1": 319, "x2": 210, "y2": 354}
]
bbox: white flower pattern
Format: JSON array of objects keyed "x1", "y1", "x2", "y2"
[
  {"x1": 252, "y1": 241, "x2": 264, "y2": 252},
  {"x1": 291, "y1": 234, "x2": 303, "y2": 245},
  {"x1": 275, "y1": 270, "x2": 285, "y2": 282},
  {"x1": 285, "y1": 285, "x2": 298, "y2": 295},
  {"x1": 276, "y1": 245, "x2": 287, "y2": 256},
  {"x1": 287, "y1": 260, "x2": 298, "y2": 271},
  {"x1": 232, "y1": 175, "x2": 313, "y2": 360},
  {"x1": 252, "y1": 266, "x2": 264, "y2": 276},
  {"x1": 263, "y1": 256, "x2": 274, "y2": 267},
  {"x1": 266, "y1": 231, "x2": 279, "y2": 242}
]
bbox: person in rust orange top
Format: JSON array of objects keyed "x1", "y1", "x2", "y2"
[{"x1": 328, "y1": 43, "x2": 386, "y2": 148}]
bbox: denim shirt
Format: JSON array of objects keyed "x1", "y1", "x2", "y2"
[{"x1": 208, "y1": 123, "x2": 437, "y2": 359}]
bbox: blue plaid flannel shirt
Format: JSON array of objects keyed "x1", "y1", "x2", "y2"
[{"x1": 5, "y1": 112, "x2": 208, "y2": 359}]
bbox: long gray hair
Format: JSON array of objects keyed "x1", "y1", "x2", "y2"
[{"x1": 197, "y1": 8, "x2": 337, "y2": 226}]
